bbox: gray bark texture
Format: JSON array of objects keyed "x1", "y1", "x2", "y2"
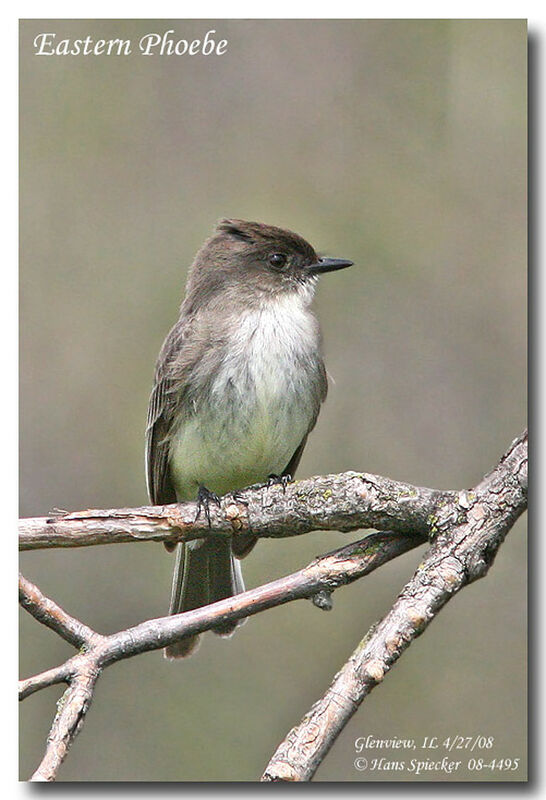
[
  {"x1": 262, "y1": 430, "x2": 528, "y2": 780},
  {"x1": 19, "y1": 431, "x2": 527, "y2": 782},
  {"x1": 19, "y1": 471, "x2": 455, "y2": 551}
]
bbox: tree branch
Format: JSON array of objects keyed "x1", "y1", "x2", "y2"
[
  {"x1": 19, "y1": 430, "x2": 527, "y2": 782},
  {"x1": 19, "y1": 472, "x2": 455, "y2": 551},
  {"x1": 262, "y1": 430, "x2": 528, "y2": 781},
  {"x1": 20, "y1": 529, "x2": 422, "y2": 780},
  {"x1": 19, "y1": 573, "x2": 100, "y2": 649},
  {"x1": 30, "y1": 667, "x2": 99, "y2": 782},
  {"x1": 19, "y1": 662, "x2": 74, "y2": 701}
]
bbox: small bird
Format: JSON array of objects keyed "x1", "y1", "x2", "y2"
[{"x1": 146, "y1": 219, "x2": 352, "y2": 657}]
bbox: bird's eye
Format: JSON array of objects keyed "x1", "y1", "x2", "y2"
[{"x1": 269, "y1": 253, "x2": 288, "y2": 269}]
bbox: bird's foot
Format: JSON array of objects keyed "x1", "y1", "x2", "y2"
[
  {"x1": 229, "y1": 490, "x2": 249, "y2": 506},
  {"x1": 266, "y1": 473, "x2": 292, "y2": 493},
  {"x1": 195, "y1": 485, "x2": 221, "y2": 527},
  {"x1": 243, "y1": 473, "x2": 293, "y2": 494}
]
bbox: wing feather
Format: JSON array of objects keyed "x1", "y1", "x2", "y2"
[{"x1": 145, "y1": 321, "x2": 189, "y2": 505}]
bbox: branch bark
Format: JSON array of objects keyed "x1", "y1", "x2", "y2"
[
  {"x1": 19, "y1": 574, "x2": 99, "y2": 649},
  {"x1": 20, "y1": 529, "x2": 422, "y2": 780},
  {"x1": 19, "y1": 430, "x2": 527, "y2": 782},
  {"x1": 262, "y1": 430, "x2": 528, "y2": 781},
  {"x1": 19, "y1": 471, "x2": 454, "y2": 551}
]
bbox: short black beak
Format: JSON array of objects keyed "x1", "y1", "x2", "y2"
[{"x1": 308, "y1": 257, "x2": 353, "y2": 275}]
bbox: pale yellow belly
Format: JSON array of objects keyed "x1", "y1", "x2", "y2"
[
  {"x1": 168, "y1": 297, "x2": 320, "y2": 501},
  {"x1": 169, "y1": 402, "x2": 309, "y2": 501}
]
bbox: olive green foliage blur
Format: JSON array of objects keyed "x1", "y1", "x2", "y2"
[{"x1": 20, "y1": 19, "x2": 527, "y2": 781}]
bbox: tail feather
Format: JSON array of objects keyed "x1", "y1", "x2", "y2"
[{"x1": 164, "y1": 538, "x2": 245, "y2": 659}]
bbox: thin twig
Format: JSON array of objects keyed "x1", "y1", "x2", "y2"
[
  {"x1": 19, "y1": 662, "x2": 75, "y2": 701},
  {"x1": 19, "y1": 573, "x2": 100, "y2": 649}
]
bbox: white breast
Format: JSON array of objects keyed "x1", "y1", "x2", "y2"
[{"x1": 169, "y1": 293, "x2": 321, "y2": 499}]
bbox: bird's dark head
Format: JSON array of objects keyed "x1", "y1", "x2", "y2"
[{"x1": 184, "y1": 219, "x2": 353, "y2": 311}]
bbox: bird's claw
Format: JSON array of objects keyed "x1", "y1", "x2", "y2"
[
  {"x1": 230, "y1": 490, "x2": 249, "y2": 506},
  {"x1": 266, "y1": 473, "x2": 292, "y2": 493},
  {"x1": 195, "y1": 485, "x2": 221, "y2": 527}
]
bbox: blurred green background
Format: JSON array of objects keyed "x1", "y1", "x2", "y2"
[{"x1": 19, "y1": 19, "x2": 527, "y2": 782}]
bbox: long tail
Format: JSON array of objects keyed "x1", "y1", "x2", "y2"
[{"x1": 164, "y1": 538, "x2": 245, "y2": 659}]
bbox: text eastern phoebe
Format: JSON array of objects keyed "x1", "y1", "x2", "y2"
[{"x1": 146, "y1": 219, "x2": 352, "y2": 657}]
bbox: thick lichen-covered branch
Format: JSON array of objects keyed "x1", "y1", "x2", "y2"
[{"x1": 19, "y1": 471, "x2": 454, "y2": 551}]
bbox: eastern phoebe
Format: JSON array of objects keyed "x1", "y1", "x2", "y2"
[{"x1": 146, "y1": 219, "x2": 352, "y2": 657}]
